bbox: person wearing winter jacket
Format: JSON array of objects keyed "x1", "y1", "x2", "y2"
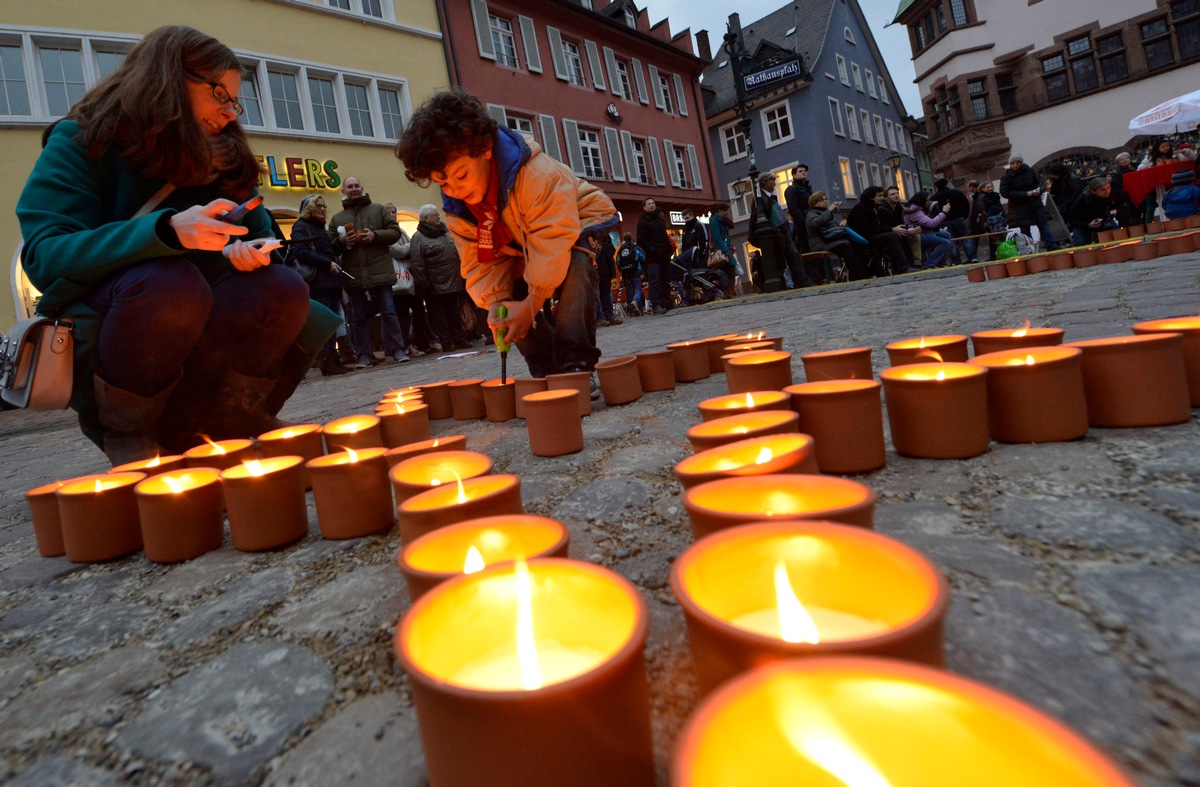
[
  {"x1": 291, "y1": 194, "x2": 348, "y2": 375},
  {"x1": 999, "y1": 155, "x2": 1060, "y2": 250},
  {"x1": 902, "y1": 192, "x2": 956, "y2": 268},
  {"x1": 393, "y1": 204, "x2": 470, "y2": 351},
  {"x1": 1160, "y1": 167, "x2": 1200, "y2": 220},
  {"x1": 805, "y1": 192, "x2": 866, "y2": 281},
  {"x1": 846, "y1": 186, "x2": 911, "y2": 275},
  {"x1": 1066, "y1": 178, "x2": 1122, "y2": 246}
]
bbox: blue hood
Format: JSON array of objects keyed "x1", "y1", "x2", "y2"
[{"x1": 441, "y1": 126, "x2": 531, "y2": 225}]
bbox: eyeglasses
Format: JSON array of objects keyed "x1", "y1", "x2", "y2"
[{"x1": 186, "y1": 70, "x2": 244, "y2": 116}]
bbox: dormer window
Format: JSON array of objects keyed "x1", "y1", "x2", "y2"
[{"x1": 624, "y1": 6, "x2": 637, "y2": 28}]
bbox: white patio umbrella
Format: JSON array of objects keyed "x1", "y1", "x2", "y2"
[{"x1": 1129, "y1": 88, "x2": 1200, "y2": 135}]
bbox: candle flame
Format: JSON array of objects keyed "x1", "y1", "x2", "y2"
[
  {"x1": 514, "y1": 560, "x2": 542, "y2": 690},
  {"x1": 243, "y1": 459, "x2": 265, "y2": 477},
  {"x1": 463, "y1": 545, "x2": 485, "y2": 574},
  {"x1": 430, "y1": 477, "x2": 441, "y2": 486},
  {"x1": 94, "y1": 478, "x2": 104, "y2": 493},
  {"x1": 777, "y1": 701, "x2": 893, "y2": 787},
  {"x1": 935, "y1": 370, "x2": 946, "y2": 381},
  {"x1": 282, "y1": 429, "x2": 297, "y2": 439},
  {"x1": 394, "y1": 404, "x2": 406, "y2": 414},
  {"x1": 755, "y1": 447, "x2": 774, "y2": 465},
  {"x1": 1012, "y1": 320, "x2": 1031, "y2": 337},
  {"x1": 744, "y1": 392, "x2": 756, "y2": 407},
  {"x1": 755, "y1": 331, "x2": 764, "y2": 340},
  {"x1": 164, "y1": 475, "x2": 184, "y2": 494},
  {"x1": 202, "y1": 435, "x2": 225, "y2": 454},
  {"x1": 345, "y1": 447, "x2": 359, "y2": 463},
  {"x1": 432, "y1": 438, "x2": 440, "y2": 447},
  {"x1": 1025, "y1": 354, "x2": 1035, "y2": 366},
  {"x1": 146, "y1": 455, "x2": 162, "y2": 468},
  {"x1": 775, "y1": 562, "x2": 820, "y2": 644},
  {"x1": 917, "y1": 337, "x2": 926, "y2": 349},
  {"x1": 734, "y1": 426, "x2": 749, "y2": 434},
  {"x1": 453, "y1": 470, "x2": 466, "y2": 504}
]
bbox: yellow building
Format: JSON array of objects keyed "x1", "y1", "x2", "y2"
[{"x1": 1, "y1": 0, "x2": 449, "y2": 328}]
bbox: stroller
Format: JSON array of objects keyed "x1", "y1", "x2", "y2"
[{"x1": 668, "y1": 250, "x2": 732, "y2": 306}]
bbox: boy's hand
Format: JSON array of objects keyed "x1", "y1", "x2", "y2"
[{"x1": 488, "y1": 298, "x2": 536, "y2": 344}]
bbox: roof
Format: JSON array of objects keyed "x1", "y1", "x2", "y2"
[{"x1": 893, "y1": 0, "x2": 917, "y2": 23}]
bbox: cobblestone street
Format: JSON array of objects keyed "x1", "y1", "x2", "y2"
[{"x1": 1, "y1": 257, "x2": 1198, "y2": 786}]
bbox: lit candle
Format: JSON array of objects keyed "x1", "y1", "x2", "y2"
[
  {"x1": 419, "y1": 380, "x2": 455, "y2": 420},
  {"x1": 668, "y1": 341, "x2": 713, "y2": 382},
  {"x1": 257, "y1": 424, "x2": 324, "y2": 489},
  {"x1": 109, "y1": 453, "x2": 186, "y2": 477},
  {"x1": 722, "y1": 340, "x2": 776, "y2": 357},
  {"x1": 725, "y1": 350, "x2": 794, "y2": 394},
  {"x1": 675, "y1": 434, "x2": 818, "y2": 490},
  {"x1": 697, "y1": 390, "x2": 792, "y2": 422},
  {"x1": 674, "y1": 657, "x2": 1135, "y2": 787},
  {"x1": 379, "y1": 386, "x2": 423, "y2": 406},
  {"x1": 395, "y1": 559, "x2": 655, "y2": 787},
  {"x1": 635, "y1": 349, "x2": 676, "y2": 392},
  {"x1": 784, "y1": 380, "x2": 886, "y2": 474},
  {"x1": 183, "y1": 437, "x2": 254, "y2": 471},
  {"x1": 322, "y1": 414, "x2": 383, "y2": 452},
  {"x1": 481, "y1": 379, "x2": 517, "y2": 422},
  {"x1": 134, "y1": 468, "x2": 224, "y2": 563},
  {"x1": 685, "y1": 410, "x2": 800, "y2": 453},
  {"x1": 55, "y1": 472, "x2": 146, "y2": 562},
  {"x1": 1065, "y1": 334, "x2": 1191, "y2": 427},
  {"x1": 384, "y1": 434, "x2": 468, "y2": 469},
  {"x1": 307, "y1": 447, "x2": 394, "y2": 539},
  {"x1": 969, "y1": 347, "x2": 1089, "y2": 443},
  {"x1": 682, "y1": 475, "x2": 876, "y2": 539},
  {"x1": 670, "y1": 521, "x2": 949, "y2": 692},
  {"x1": 594, "y1": 355, "x2": 643, "y2": 406},
  {"x1": 219, "y1": 457, "x2": 308, "y2": 551},
  {"x1": 376, "y1": 402, "x2": 432, "y2": 448},
  {"x1": 878, "y1": 362, "x2": 990, "y2": 459},
  {"x1": 388, "y1": 449, "x2": 493, "y2": 504},
  {"x1": 449, "y1": 378, "x2": 487, "y2": 421},
  {"x1": 885, "y1": 334, "x2": 969, "y2": 366},
  {"x1": 397, "y1": 514, "x2": 571, "y2": 601},
  {"x1": 1132, "y1": 316, "x2": 1200, "y2": 405},
  {"x1": 524, "y1": 389, "x2": 584, "y2": 457},
  {"x1": 397, "y1": 474, "x2": 523, "y2": 544},
  {"x1": 970, "y1": 325, "x2": 1065, "y2": 356},
  {"x1": 26, "y1": 480, "x2": 66, "y2": 557},
  {"x1": 799, "y1": 347, "x2": 874, "y2": 382}
]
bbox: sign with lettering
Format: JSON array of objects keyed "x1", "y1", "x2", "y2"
[
  {"x1": 255, "y1": 156, "x2": 341, "y2": 191},
  {"x1": 670, "y1": 211, "x2": 686, "y2": 225},
  {"x1": 743, "y1": 59, "x2": 803, "y2": 93}
]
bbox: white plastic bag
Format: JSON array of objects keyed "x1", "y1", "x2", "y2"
[
  {"x1": 1005, "y1": 228, "x2": 1037, "y2": 256},
  {"x1": 393, "y1": 260, "x2": 416, "y2": 294}
]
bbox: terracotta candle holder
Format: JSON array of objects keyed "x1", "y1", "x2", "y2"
[
  {"x1": 398, "y1": 513, "x2": 571, "y2": 602},
  {"x1": 686, "y1": 410, "x2": 800, "y2": 453},
  {"x1": 722, "y1": 341, "x2": 776, "y2": 357},
  {"x1": 420, "y1": 381, "x2": 455, "y2": 420},
  {"x1": 965, "y1": 266, "x2": 987, "y2": 282},
  {"x1": 1065, "y1": 334, "x2": 1191, "y2": 427},
  {"x1": 513, "y1": 377, "x2": 548, "y2": 419},
  {"x1": 56, "y1": 472, "x2": 146, "y2": 562},
  {"x1": 1025, "y1": 255, "x2": 1053, "y2": 274},
  {"x1": 969, "y1": 347, "x2": 1089, "y2": 443},
  {"x1": 885, "y1": 334, "x2": 969, "y2": 366},
  {"x1": 376, "y1": 402, "x2": 433, "y2": 448},
  {"x1": 670, "y1": 521, "x2": 950, "y2": 692},
  {"x1": 668, "y1": 341, "x2": 713, "y2": 382},
  {"x1": 546, "y1": 371, "x2": 592, "y2": 417},
  {"x1": 725, "y1": 350, "x2": 794, "y2": 394},
  {"x1": 395, "y1": 559, "x2": 655, "y2": 787},
  {"x1": 970, "y1": 326, "x2": 1065, "y2": 356},
  {"x1": 799, "y1": 347, "x2": 874, "y2": 382},
  {"x1": 727, "y1": 332, "x2": 781, "y2": 351},
  {"x1": 635, "y1": 350, "x2": 676, "y2": 392},
  {"x1": 183, "y1": 438, "x2": 254, "y2": 471},
  {"x1": 524, "y1": 389, "x2": 585, "y2": 457},
  {"x1": 784, "y1": 380, "x2": 886, "y2": 474},
  {"x1": 379, "y1": 386, "x2": 423, "y2": 405},
  {"x1": 26, "y1": 480, "x2": 66, "y2": 557},
  {"x1": 1074, "y1": 247, "x2": 1100, "y2": 267},
  {"x1": 481, "y1": 379, "x2": 517, "y2": 422},
  {"x1": 389, "y1": 449, "x2": 493, "y2": 505},
  {"x1": 307, "y1": 447, "x2": 394, "y2": 540},
  {"x1": 594, "y1": 355, "x2": 643, "y2": 406},
  {"x1": 703, "y1": 334, "x2": 742, "y2": 374},
  {"x1": 878, "y1": 363, "x2": 990, "y2": 459},
  {"x1": 384, "y1": 435, "x2": 468, "y2": 468},
  {"x1": 1132, "y1": 241, "x2": 1160, "y2": 261},
  {"x1": 109, "y1": 454, "x2": 186, "y2": 477},
  {"x1": 448, "y1": 379, "x2": 487, "y2": 421},
  {"x1": 1049, "y1": 251, "x2": 1075, "y2": 270},
  {"x1": 697, "y1": 390, "x2": 792, "y2": 422},
  {"x1": 682, "y1": 475, "x2": 876, "y2": 539},
  {"x1": 375, "y1": 396, "x2": 425, "y2": 416},
  {"x1": 322, "y1": 414, "x2": 384, "y2": 452},
  {"x1": 398, "y1": 474, "x2": 524, "y2": 544},
  {"x1": 1133, "y1": 316, "x2": 1200, "y2": 406},
  {"x1": 257, "y1": 423, "x2": 325, "y2": 489},
  {"x1": 219, "y1": 457, "x2": 308, "y2": 551},
  {"x1": 1004, "y1": 258, "x2": 1028, "y2": 277},
  {"x1": 673, "y1": 657, "x2": 1136, "y2": 787},
  {"x1": 134, "y1": 468, "x2": 224, "y2": 563},
  {"x1": 675, "y1": 433, "x2": 818, "y2": 490}
]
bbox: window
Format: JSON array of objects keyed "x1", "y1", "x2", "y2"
[
  {"x1": 361, "y1": 0, "x2": 383, "y2": 17},
  {"x1": 950, "y1": 0, "x2": 968, "y2": 26},
  {"x1": 579, "y1": 128, "x2": 604, "y2": 179},
  {"x1": 671, "y1": 143, "x2": 688, "y2": 187},
  {"x1": 860, "y1": 108, "x2": 873, "y2": 144},
  {"x1": 379, "y1": 86, "x2": 405, "y2": 139},
  {"x1": 1177, "y1": 0, "x2": 1200, "y2": 60},
  {"x1": 762, "y1": 101, "x2": 794, "y2": 147},
  {"x1": 870, "y1": 163, "x2": 881, "y2": 187},
  {"x1": 874, "y1": 115, "x2": 886, "y2": 146},
  {"x1": 631, "y1": 139, "x2": 648, "y2": 184},
  {"x1": 851, "y1": 62, "x2": 864, "y2": 92},
  {"x1": 563, "y1": 40, "x2": 586, "y2": 86},
  {"x1": 1142, "y1": 19, "x2": 1175, "y2": 70},
  {"x1": 879, "y1": 77, "x2": 889, "y2": 104},
  {"x1": 1097, "y1": 34, "x2": 1128, "y2": 84},
  {"x1": 886, "y1": 119, "x2": 898, "y2": 150},
  {"x1": 656, "y1": 72, "x2": 674, "y2": 113},
  {"x1": 728, "y1": 182, "x2": 751, "y2": 221},
  {"x1": 94, "y1": 49, "x2": 126, "y2": 80},
  {"x1": 0, "y1": 44, "x2": 31, "y2": 116},
  {"x1": 941, "y1": 88, "x2": 961, "y2": 132},
  {"x1": 845, "y1": 104, "x2": 860, "y2": 141},
  {"x1": 238, "y1": 70, "x2": 263, "y2": 126},
  {"x1": 935, "y1": 6, "x2": 947, "y2": 34},
  {"x1": 836, "y1": 54, "x2": 849, "y2": 85},
  {"x1": 914, "y1": 22, "x2": 926, "y2": 52},
  {"x1": 506, "y1": 115, "x2": 534, "y2": 139},
  {"x1": 268, "y1": 69, "x2": 304, "y2": 130},
  {"x1": 1065, "y1": 37, "x2": 1098, "y2": 93},
  {"x1": 345, "y1": 81, "x2": 373, "y2": 136},
  {"x1": 624, "y1": 7, "x2": 637, "y2": 28},
  {"x1": 720, "y1": 122, "x2": 747, "y2": 162},
  {"x1": 855, "y1": 160, "x2": 869, "y2": 195},
  {"x1": 927, "y1": 101, "x2": 941, "y2": 137},
  {"x1": 839, "y1": 156, "x2": 855, "y2": 198},
  {"x1": 844, "y1": 27, "x2": 856, "y2": 44},
  {"x1": 490, "y1": 16, "x2": 518, "y2": 68},
  {"x1": 1042, "y1": 55, "x2": 1069, "y2": 102},
  {"x1": 996, "y1": 72, "x2": 1017, "y2": 114},
  {"x1": 615, "y1": 59, "x2": 632, "y2": 101},
  {"x1": 866, "y1": 69, "x2": 877, "y2": 98},
  {"x1": 329, "y1": 0, "x2": 350, "y2": 8},
  {"x1": 308, "y1": 75, "x2": 340, "y2": 133},
  {"x1": 829, "y1": 97, "x2": 844, "y2": 136},
  {"x1": 38, "y1": 45, "x2": 85, "y2": 116}
]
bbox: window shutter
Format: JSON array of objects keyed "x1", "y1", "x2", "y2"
[
  {"x1": 562, "y1": 118, "x2": 585, "y2": 177},
  {"x1": 620, "y1": 130, "x2": 637, "y2": 181},
  {"x1": 672, "y1": 73, "x2": 688, "y2": 117},
  {"x1": 664, "y1": 139, "x2": 680, "y2": 186},
  {"x1": 485, "y1": 103, "x2": 508, "y2": 126},
  {"x1": 519, "y1": 16, "x2": 542, "y2": 73},
  {"x1": 686, "y1": 144, "x2": 701, "y2": 190},
  {"x1": 604, "y1": 127, "x2": 625, "y2": 181},
  {"x1": 631, "y1": 58, "x2": 649, "y2": 104},
  {"x1": 648, "y1": 136, "x2": 665, "y2": 185},
  {"x1": 546, "y1": 26, "x2": 568, "y2": 81},
  {"x1": 603, "y1": 46, "x2": 620, "y2": 96},
  {"x1": 648, "y1": 64, "x2": 665, "y2": 109},
  {"x1": 538, "y1": 114, "x2": 562, "y2": 162},
  {"x1": 584, "y1": 40, "x2": 606, "y2": 90},
  {"x1": 470, "y1": 0, "x2": 496, "y2": 60}
]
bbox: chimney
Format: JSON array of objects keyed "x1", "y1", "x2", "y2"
[{"x1": 695, "y1": 30, "x2": 713, "y2": 64}]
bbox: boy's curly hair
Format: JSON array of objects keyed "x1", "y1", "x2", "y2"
[{"x1": 394, "y1": 90, "x2": 497, "y2": 186}]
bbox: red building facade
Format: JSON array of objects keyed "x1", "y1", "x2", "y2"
[{"x1": 436, "y1": 0, "x2": 719, "y2": 238}]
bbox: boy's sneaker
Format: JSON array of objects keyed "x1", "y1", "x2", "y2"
[
  {"x1": 588, "y1": 372, "x2": 601, "y2": 400},
  {"x1": 391, "y1": 351, "x2": 411, "y2": 363},
  {"x1": 355, "y1": 355, "x2": 373, "y2": 369}
]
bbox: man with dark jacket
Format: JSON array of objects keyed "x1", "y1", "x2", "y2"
[
  {"x1": 679, "y1": 208, "x2": 709, "y2": 268},
  {"x1": 329, "y1": 176, "x2": 408, "y2": 366},
  {"x1": 615, "y1": 233, "x2": 646, "y2": 316},
  {"x1": 998, "y1": 155, "x2": 1060, "y2": 250},
  {"x1": 1067, "y1": 178, "x2": 1121, "y2": 247},
  {"x1": 784, "y1": 164, "x2": 814, "y2": 251},
  {"x1": 637, "y1": 197, "x2": 673, "y2": 314},
  {"x1": 931, "y1": 177, "x2": 976, "y2": 262},
  {"x1": 750, "y1": 172, "x2": 813, "y2": 288},
  {"x1": 847, "y1": 186, "x2": 911, "y2": 275},
  {"x1": 877, "y1": 185, "x2": 918, "y2": 271},
  {"x1": 1047, "y1": 163, "x2": 1084, "y2": 218},
  {"x1": 1109, "y1": 152, "x2": 1139, "y2": 226},
  {"x1": 395, "y1": 204, "x2": 470, "y2": 351}
]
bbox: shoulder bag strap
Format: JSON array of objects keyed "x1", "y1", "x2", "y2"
[{"x1": 131, "y1": 182, "x2": 177, "y2": 220}]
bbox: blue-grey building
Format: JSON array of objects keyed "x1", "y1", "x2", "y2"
[{"x1": 701, "y1": 0, "x2": 918, "y2": 257}]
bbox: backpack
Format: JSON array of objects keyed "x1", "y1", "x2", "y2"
[{"x1": 617, "y1": 243, "x2": 639, "y2": 273}]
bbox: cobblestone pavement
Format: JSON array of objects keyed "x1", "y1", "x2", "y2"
[{"x1": 1, "y1": 257, "x2": 1198, "y2": 786}]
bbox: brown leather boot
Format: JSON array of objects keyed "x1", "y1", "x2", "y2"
[{"x1": 93, "y1": 371, "x2": 180, "y2": 466}]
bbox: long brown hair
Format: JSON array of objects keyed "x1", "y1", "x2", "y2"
[{"x1": 59, "y1": 25, "x2": 260, "y2": 195}]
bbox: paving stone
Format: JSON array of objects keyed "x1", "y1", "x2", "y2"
[
  {"x1": 264, "y1": 693, "x2": 426, "y2": 787},
  {"x1": 552, "y1": 477, "x2": 655, "y2": 526},
  {"x1": 599, "y1": 444, "x2": 687, "y2": 478},
  {"x1": 992, "y1": 496, "x2": 1193, "y2": 552},
  {"x1": 1143, "y1": 486, "x2": 1200, "y2": 523},
  {"x1": 34, "y1": 602, "x2": 158, "y2": 659},
  {"x1": 870, "y1": 454, "x2": 974, "y2": 498},
  {"x1": 0, "y1": 556, "x2": 87, "y2": 592},
  {"x1": 875, "y1": 500, "x2": 968, "y2": 538},
  {"x1": 1076, "y1": 564, "x2": 1200, "y2": 702},
  {"x1": 0, "y1": 655, "x2": 35, "y2": 705},
  {"x1": 157, "y1": 567, "x2": 294, "y2": 649},
  {"x1": 981, "y1": 440, "x2": 1123, "y2": 486},
  {"x1": 117, "y1": 643, "x2": 333, "y2": 784},
  {"x1": 8, "y1": 756, "x2": 119, "y2": 787},
  {"x1": 889, "y1": 532, "x2": 1038, "y2": 585},
  {"x1": 270, "y1": 565, "x2": 403, "y2": 639},
  {"x1": 516, "y1": 473, "x2": 574, "y2": 512},
  {"x1": 582, "y1": 413, "x2": 640, "y2": 441},
  {"x1": 143, "y1": 549, "x2": 246, "y2": 603}
]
